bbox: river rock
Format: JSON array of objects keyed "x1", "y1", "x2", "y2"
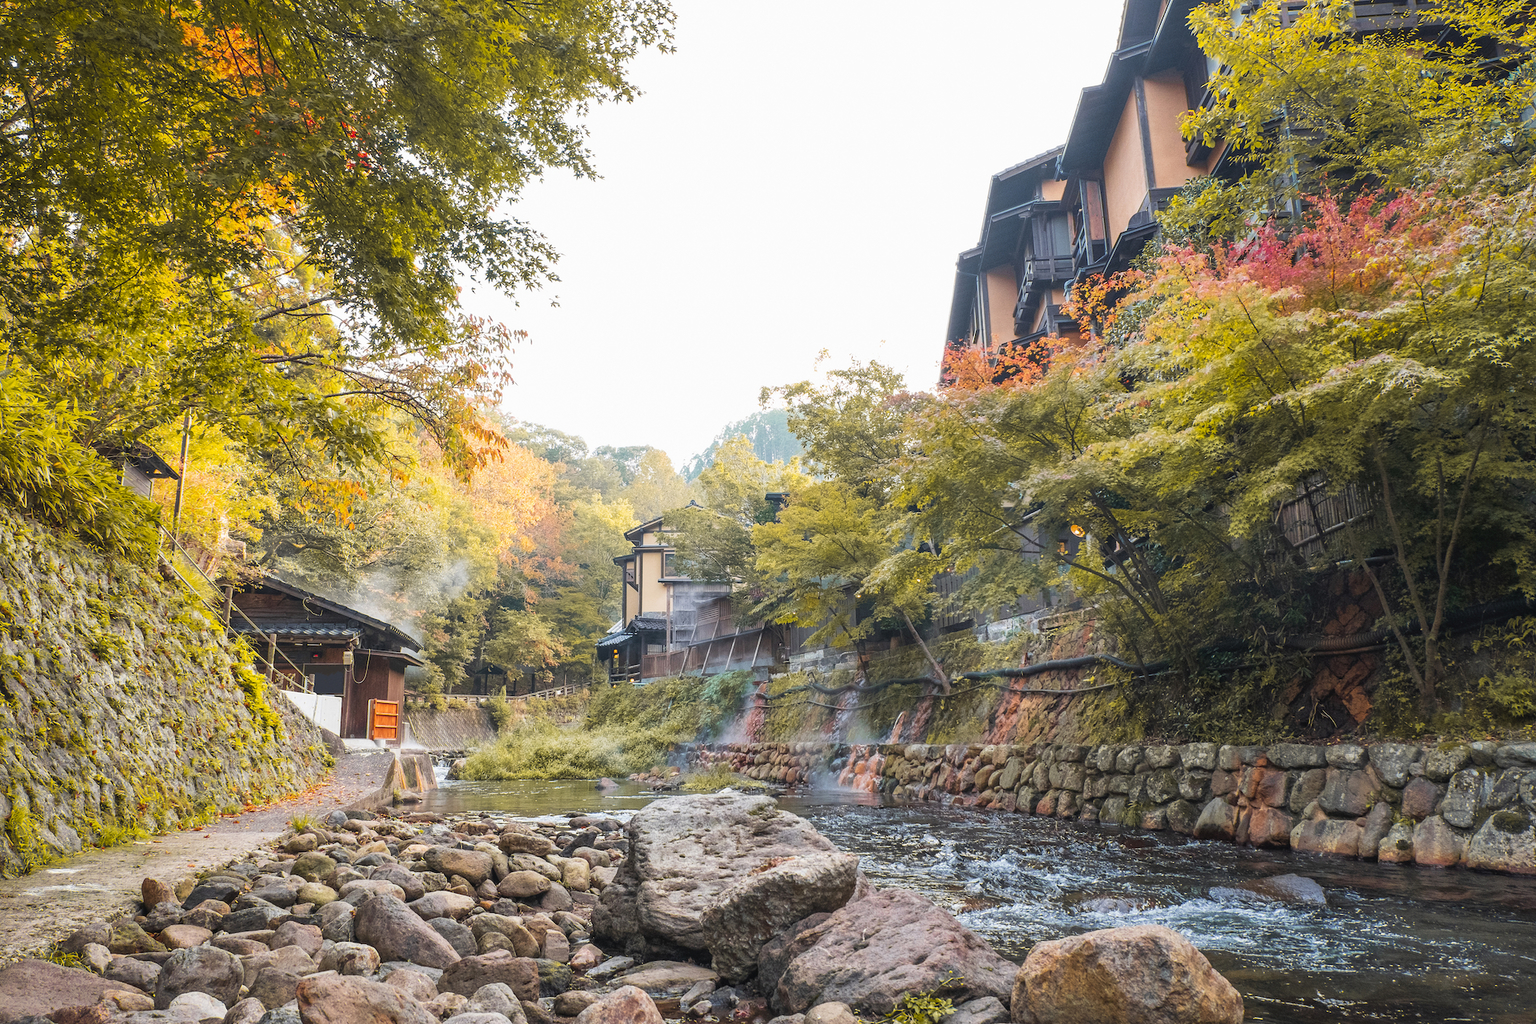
[
  {"x1": 1423, "y1": 745, "x2": 1470, "y2": 782},
  {"x1": 1464, "y1": 811, "x2": 1536, "y2": 874},
  {"x1": 104, "y1": 958, "x2": 161, "y2": 993},
  {"x1": 771, "y1": 889, "x2": 1014, "y2": 1015},
  {"x1": 616, "y1": 962, "x2": 719, "y2": 997},
  {"x1": 354, "y1": 893, "x2": 462, "y2": 969},
  {"x1": 158, "y1": 924, "x2": 213, "y2": 950},
  {"x1": 295, "y1": 973, "x2": 435, "y2": 1024},
  {"x1": 154, "y1": 946, "x2": 243, "y2": 1010},
  {"x1": 499, "y1": 872, "x2": 553, "y2": 900},
  {"x1": 168, "y1": 990, "x2": 227, "y2": 1020},
  {"x1": 1010, "y1": 924, "x2": 1242, "y2": 1024},
  {"x1": 1234, "y1": 874, "x2": 1326, "y2": 905},
  {"x1": 1368, "y1": 743, "x2": 1420, "y2": 787},
  {"x1": 1400, "y1": 778, "x2": 1442, "y2": 820},
  {"x1": 1495, "y1": 743, "x2": 1536, "y2": 769},
  {"x1": 431, "y1": 919, "x2": 480, "y2": 958},
  {"x1": 555, "y1": 991, "x2": 601, "y2": 1016},
  {"x1": 0, "y1": 960, "x2": 142, "y2": 1020},
  {"x1": 1266, "y1": 744, "x2": 1326, "y2": 770},
  {"x1": 465, "y1": 982, "x2": 523, "y2": 1019},
  {"x1": 109, "y1": 920, "x2": 165, "y2": 955},
  {"x1": 1244, "y1": 805, "x2": 1293, "y2": 848},
  {"x1": 438, "y1": 951, "x2": 539, "y2": 1001},
  {"x1": 426, "y1": 849, "x2": 495, "y2": 888},
  {"x1": 317, "y1": 942, "x2": 381, "y2": 976},
  {"x1": 595, "y1": 794, "x2": 840, "y2": 951},
  {"x1": 1318, "y1": 769, "x2": 1376, "y2": 817},
  {"x1": 702, "y1": 852, "x2": 861, "y2": 982},
  {"x1": 246, "y1": 967, "x2": 302, "y2": 1010},
  {"x1": 1378, "y1": 822, "x2": 1415, "y2": 863},
  {"x1": 1440, "y1": 769, "x2": 1485, "y2": 828},
  {"x1": 574, "y1": 986, "x2": 664, "y2": 1024},
  {"x1": 1413, "y1": 815, "x2": 1466, "y2": 867},
  {"x1": 371, "y1": 866, "x2": 427, "y2": 903},
  {"x1": 290, "y1": 852, "x2": 337, "y2": 884},
  {"x1": 410, "y1": 892, "x2": 477, "y2": 922},
  {"x1": 1291, "y1": 818, "x2": 1362, "y2": 858},
  {"x1": 1192, "y1": 799, "x2": 1237, "y2": 841}
]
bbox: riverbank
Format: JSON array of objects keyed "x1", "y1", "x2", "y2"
[
  {"x1": 0, "y1": 750, "x2": 404, "y2": 961},
  {"x1": 695, "y1": 738, "x2": 1536, "y2": 875},
  {"x1": 0, "y1": 792, "x2": 1244, "y2": 1024}
]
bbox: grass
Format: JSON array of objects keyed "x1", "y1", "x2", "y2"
[
  {"x1": 287, "y1": 813, "x2": 317, "y2": 832},
  {"x1": 461, "y1": 672, "x2": 754, "y2": 781},
  {"x1": 680, "y1": 764, "x2": 767, "y2": 792}
]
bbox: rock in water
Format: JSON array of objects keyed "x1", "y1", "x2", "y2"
[
  {"x1": 1010, "y1": 924, "x2": 1242, "y2": 1024},
  {"x1": 295, "y1": 974, "x2": 435, "y2": 1024},
  {"x1": 354, "y1": 893, "x2": 463, "y2": 969},
  {"x1": 702, "y1": 852, "x2": 861, "y2": 982},
  {"x1": 594, "y1": 794, "x2": 840, "y2": 951},
  {"x1": 771, "y1": 889, "x2": 1015, "y2": 1015}
]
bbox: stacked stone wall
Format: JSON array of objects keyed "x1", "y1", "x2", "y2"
[
  {"x1": 0, "y1": 509, "x2": 330, "y2": 875},
  {"x1": 695, "y1": 738, "x2": 1536, "y2": 875}
]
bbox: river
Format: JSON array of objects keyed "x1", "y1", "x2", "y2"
[{"x1": 421, "y1": 778, "x2": 1536, "y2": 1024}]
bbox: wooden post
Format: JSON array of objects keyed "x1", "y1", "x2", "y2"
[
  {"x1": 265, "y1": 633, "x2": 277, "y2": 683},
  {"x1": 221, "y1": 585, "x2": 233, "y2": 627}
]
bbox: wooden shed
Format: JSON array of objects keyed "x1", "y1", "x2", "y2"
[{"x1": 231, "y1": 577, "x2": 423, "y2": 739}]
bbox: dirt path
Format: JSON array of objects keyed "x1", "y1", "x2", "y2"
[{"x1": 0, "y1": 750, "x2": 397, "y2": 960}]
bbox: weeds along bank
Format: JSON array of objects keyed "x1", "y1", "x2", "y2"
[
  {"x1": 0, "y1": 508, "x2": 331, "y2": 876},
  {"x1": 457, "y1": 673, "x2": 756, "y2": 781}
]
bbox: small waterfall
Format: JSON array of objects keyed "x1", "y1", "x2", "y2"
[
  {"x1": 887, "y1": 710, "x2": 907, "y2": 744},
  {"x1": 828, "y1": 686, "x2": 860, "y2": 743}
]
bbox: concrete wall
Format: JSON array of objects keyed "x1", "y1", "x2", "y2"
[{"x1": 281, "y1": 691, "x2": 342, "y2": 736}]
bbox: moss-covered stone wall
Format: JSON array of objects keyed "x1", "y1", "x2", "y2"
[{"x1": 0, "y1": 508, "x2": 329, "y2": 876}]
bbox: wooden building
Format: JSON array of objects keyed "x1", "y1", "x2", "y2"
[
  {"x1": 597, "y1": 512, "x2": 780, "y2": 684},
  {"x1": 231, "y1": 577, "x2": 423, "y2": 739}
]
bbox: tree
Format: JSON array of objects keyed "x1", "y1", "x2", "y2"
[
  {"x1": 682, "y1": 409, "x2": 804, "y2": 479},
  {"x1": 1, "y1": 0, "x2": 675, "y2": 490}
]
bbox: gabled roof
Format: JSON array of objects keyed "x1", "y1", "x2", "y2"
[
  {"x1": 623, "y1": 515, "x2": 666, "y2": 544},
  {"x1": 239, "y1": 576, "x2": 422, "y2": 651},
  {"x1": 98, "y1": 442, "x2": 179, "y2": 480}
]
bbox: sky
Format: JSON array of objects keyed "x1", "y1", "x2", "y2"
[{"x1": 463, "y1": 0, "x2": 1126, "y2": 466}]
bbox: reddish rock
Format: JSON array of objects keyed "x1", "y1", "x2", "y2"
[
  {"x1": 1010, "y1": 924, "x2": 1243, "y2": 1024},
  {"x1": 296, "y1": 973, "x2": 434, "y2": 1024},
  {"x1": 438, "y1": 951, "x2": 540, "y2": 1001},
  {"x1": 1245, "y1": 805, "x2": 1295, "y2": 848},
  {"x1": 0, "y1": 960, "x2": 139, "y2": 1021},
  {"x1": 1292, "y1": 819, "x2": 1363, "y2": 858},
  {"x1": 1252, "y1": 769, "x2": 1288, "y2": 808}
]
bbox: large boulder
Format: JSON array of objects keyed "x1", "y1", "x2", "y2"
[
  {"x1": 595, "y1": 794, "x2": 841, "y2": 951},
  {"x1": 354, "y1": 893, "x2": 463, "y2": 969},
  {"x1": 295, "y1": 973, "x2": 436, "y2": 1024},
  {"x1": 1464, "y1": 811, "x2": 1536, "y2": 874},
  {"x1": 1010, "y1": 925, "x2": 1243, "y2": 1024},
  {"x1": 0, "y1": 960, "x2": 141, "y2": 1022},
  {"x1": 701, "y1": 852, "x2": 861, "y2": 982},
  {"x1": 770, "y1": 889, "x2": 1015, "y2": 1015}
]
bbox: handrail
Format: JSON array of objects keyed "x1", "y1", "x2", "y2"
[{"x1": 155, "y1": 525, "x2": 313, "y2": 692}]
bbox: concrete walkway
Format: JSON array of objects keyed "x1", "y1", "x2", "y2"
[{"x1": 0, "y1": 750, "x2": 398, "y2": 960}]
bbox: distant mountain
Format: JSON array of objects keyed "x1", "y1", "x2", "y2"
[{"x1": 683, "y1": 409, "x2": 803, "y2": 480}]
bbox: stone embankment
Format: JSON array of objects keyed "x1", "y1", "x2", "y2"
[
  {"x1": 0, "y1": 793, "x2": 1243, "y2": 1024},
  {"x1": 0, "y1": 509, "x2": 330, "y2": 875},
  {"x1": 698, "y1": 737, "x2": 1536, "y2": 874}
]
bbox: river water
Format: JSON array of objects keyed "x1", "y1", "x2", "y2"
[{"x1": 422, "y1": 778, "x2": 1536, "y2": 1024}]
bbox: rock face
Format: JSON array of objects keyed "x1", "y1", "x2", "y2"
[
  {"x1": 701, "y1": 852, "x2": 861, "y2": 982},
  {"x1": 770, "y1": 889, "x2": 1016, "y2": 1015},
  {"x1": 1010, "y1": 925, "x2": 1243, "y2": 1024},
  {"x1": 595, "y1": 794, "x2": 840, "y2": 951}
]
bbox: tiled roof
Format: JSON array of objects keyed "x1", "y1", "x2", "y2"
[{"x1": 232, "y1": 622, "x2": 362, "y2": 640}]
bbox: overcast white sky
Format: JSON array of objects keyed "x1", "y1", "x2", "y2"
[{"x1": 463, "y1": 0, "x2": 1126, "y2": 465}]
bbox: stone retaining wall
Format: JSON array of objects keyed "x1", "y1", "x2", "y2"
[
  {"x1": 694, "y1": 738, "x2": 1536, "y2": 875},
  {"x1": 0, "y1": 509, "x2": 331, "y2": 876}
]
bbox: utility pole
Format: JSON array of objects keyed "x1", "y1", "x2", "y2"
[{"x1": 170, "y1": 412, "x2": 191, "y2": 545}]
